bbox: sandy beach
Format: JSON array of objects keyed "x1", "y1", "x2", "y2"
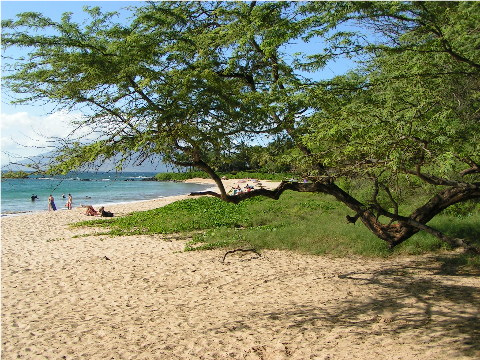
[{"x1": 2, "y1": 179, "x2": 479, "y2": 359}]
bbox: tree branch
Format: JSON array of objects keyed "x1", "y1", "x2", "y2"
[
  {"x1": 372, "y1": 205, "x2": 480, "y2": 254},
  {"x1": 78, "y1": 95, "x2": 141, "y2": 135},
  {"x1": 456, "y1": 156, "x2": 480, "y2": 177},
  {"x1": 216, "y1": 71, "x2": 256, "y2": 91},
  {"x1": 127, "y1": 76, "x2": 164, "y2": 113},
  {"x1": 222, "y1": 248, "x2": 261, "y2": 263},
  {"x1": 404, "y1": 164, "x2": 473, "y2": 187}
]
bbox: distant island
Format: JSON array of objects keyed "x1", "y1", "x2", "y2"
[{"x1": 1, "y1": 171, "x2": 31, "y2": 179}]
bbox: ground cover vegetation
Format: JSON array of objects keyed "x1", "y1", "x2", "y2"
[
  {"x1": 75, "y1": 191, "x2": 480, "y2": 265},
  {"x1": 2, "y1": 1, "x2": 479, "y2": 252}
]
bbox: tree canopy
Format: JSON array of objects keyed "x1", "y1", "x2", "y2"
[{"x1": 2, "y1": 1, "x2": 479, "y2": 250}]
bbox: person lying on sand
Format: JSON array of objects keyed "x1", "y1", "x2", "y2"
[
  {"x1": 98, "y1": 206, "x2": 114, "y2": 217},
  {"x1": 228, "y1": 184, "x2": 243, "y2": 195},
  {"x1": 82, "y1": 205, "x2": 98, "y2": 216}
]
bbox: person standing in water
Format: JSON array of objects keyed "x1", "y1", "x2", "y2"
[
  {"x1": 48, "y1": 194, "x2": 57, "y2": 211},
  {"x1": 66, "y1": 194, "x2": 73, "y2": 210}
]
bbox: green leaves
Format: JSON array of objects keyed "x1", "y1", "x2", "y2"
[
  {"x1": 2, "y1": 1, "x2": 479, "y2": 195},
  {"x1": 88, "y1": 196, "x2": 259, "y2": 236}
]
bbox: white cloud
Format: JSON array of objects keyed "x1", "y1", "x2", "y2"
[{"x1": 1, "y1": 110, "x2": 89, "y2": 166}]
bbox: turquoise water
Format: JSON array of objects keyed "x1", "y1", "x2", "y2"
[{"x1": 1, "y1": 172, "x2": 210, "y2": 215}]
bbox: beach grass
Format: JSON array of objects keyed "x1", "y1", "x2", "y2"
[{"x1": 75, "y1": 191, "x2": 480, "y2": 265}]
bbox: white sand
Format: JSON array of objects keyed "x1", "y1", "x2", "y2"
[{"x1": 2, "y1": 179, "x2": 479, "y2": 359}]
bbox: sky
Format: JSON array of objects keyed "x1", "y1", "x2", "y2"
[
  {"x1": 1, "y1": 1, "x2": 357, "y2": 168},
  {"x1": 1, "y1": 1, "x2": 142, "y2": 168}
]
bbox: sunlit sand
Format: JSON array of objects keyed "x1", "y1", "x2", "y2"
[{"x1": 2, "y1": 179, "x2": 479, "y2": 359}]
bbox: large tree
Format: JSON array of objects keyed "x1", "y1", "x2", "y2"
[{"x1": 2, "y1": 1, "x2": 479, "y2": 250}]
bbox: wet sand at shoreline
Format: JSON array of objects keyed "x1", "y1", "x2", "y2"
[{"x1": 2, "y1": 179, "x2": 479, "y2": 359}]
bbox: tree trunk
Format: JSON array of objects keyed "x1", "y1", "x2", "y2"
[
  {"x1": 328, "y1": 183, "x2": 480, "y2": 250},
  {"x1": 191, "y1": 179, "x2": 480, "y2": 251}
]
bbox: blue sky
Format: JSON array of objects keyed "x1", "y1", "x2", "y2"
[
  {"x1": 1, "y1": 1, "x2": 141, "y2": 116},
  {"x1": 1, "y1": 1, "x2": 144, "y2": 166},
  {"x1": 1, "y1": 1, "x2": 357, "y2": 167}
]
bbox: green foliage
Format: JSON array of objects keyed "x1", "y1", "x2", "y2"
[
  {"x1": 1, "y1": 171, "x2": 31, "y2": 179},
  {"x1": 154, "y1": 171, "x2": 209, "y2": 181},
  {"x1": 3, "y1": 2, "x2": 478, "y2": 184},
  {"x1": 3, "y1": 2, "x2": 479, "y2": 248},
  {"x1": 442, "y1": 200, "x2": 480, "y2": 218},
  {"x1": 78, "y1": 190, "x2": 480, "y2": 264},
  {"x1": 154, "y1": 171, "x2": 290, "y2": 181},
  {"x1": 301, "y1": 2, "x2": 480, "y2": 181},
  {"x1": 80, "y1": 196, "x2": 261, "y2": 236}
]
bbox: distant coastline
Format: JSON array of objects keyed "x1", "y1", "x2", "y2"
[{"x1": 1, "y1": 172, "x2": 211, "y2": 215}]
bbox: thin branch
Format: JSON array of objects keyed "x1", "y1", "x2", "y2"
[
  {"x1": 222, "y1": 248, "x2": 261, "y2": 263},
  {"x1": 78, "y1": 96, "x2": 141, "y2": 135},
  {"x1": 382, "y1": 184, "x2": 399, "y2": 217},
  {"x1": 404, "y1": 164, "x2": 473, "y2": 187},
  {"x1": 455, "y1": 155, "x2": 480, "y2": 176},
  {"x1": 216, "y1": 71, "x2": 256, "y2": 91},
  {"x1": 127, "y1": 76, "x2": 164, "y2": 113},
  {"x1": 419, "y1": 2, "x2": 480, "y2": 70}
]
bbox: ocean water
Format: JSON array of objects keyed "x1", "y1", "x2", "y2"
[{"x1": 1, "y1": 172, "x2": 210, "y2": 215}]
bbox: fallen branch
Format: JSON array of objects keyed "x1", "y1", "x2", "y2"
[{"x1": 222, "y1": 248, "x2": 261, "y2": 263}]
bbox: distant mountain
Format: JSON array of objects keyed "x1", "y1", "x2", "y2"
[
  {"x1": 93, "y1": 153, "x2": 174, "y2": 173},
  {"x1": 2, "y1": 152, "x2": 181, "y2": 173}
]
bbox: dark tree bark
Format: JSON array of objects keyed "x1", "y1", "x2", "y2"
[{"x1": 191, "y1": 179, "x2": 480, "y2": 253}]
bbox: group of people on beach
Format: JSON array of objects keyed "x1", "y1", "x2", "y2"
[
  {"x1": 83, "y1": 205, "x2": 114, "y2": 217},
  {"x1": 39, "y1": 194, "x2": 112, "y2": 216},
  {"x1": 229, "y1": 179, "x2": 262, "y2": 196},
  {"x1": 45, "y1": 193, "x2": 72, "y2": 211}
]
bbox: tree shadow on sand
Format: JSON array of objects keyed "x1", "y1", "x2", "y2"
[
  {"x1": 335, "y1": 256, "x2": 479, "y2": 355},
  {"x1": 242, "y1": 255, "x2": 479, "y2": 357}
]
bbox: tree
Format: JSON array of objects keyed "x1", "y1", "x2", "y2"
[
  {"x1": 2, "y1": 1, "x2": 479, "y2": 251},
  {"x1": 294, "y1": 1, "x2": 480, "y2": 248}
]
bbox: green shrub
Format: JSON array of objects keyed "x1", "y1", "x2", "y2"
[
  {"x1": 154, "y1": 171, "x2": 291, "y2": 181},
  {"x1": 155, "y1": 171, "x2": 209, "y2": 181}
]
